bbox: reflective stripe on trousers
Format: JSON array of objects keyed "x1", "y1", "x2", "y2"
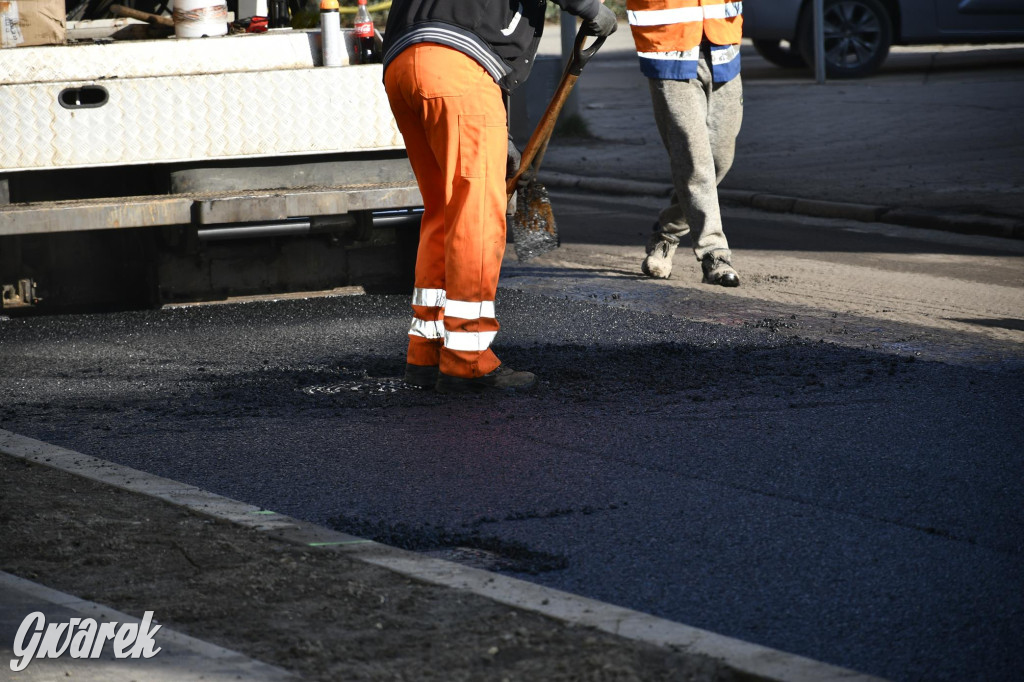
[{"x1": 406, "y1": 288, "x2": 498, "y2": 352}]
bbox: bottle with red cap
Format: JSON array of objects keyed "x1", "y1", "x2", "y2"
[{"x1": 353, "y1": 0, "x2": 378, "y2": 64}]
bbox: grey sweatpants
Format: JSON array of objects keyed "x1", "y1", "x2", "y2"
[{"x1": 649, "y1": 48, "x2": 743, "y2": 262}]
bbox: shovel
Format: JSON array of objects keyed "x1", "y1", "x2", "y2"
[{"x1": 507, "y1": 27, "x2": 607, "y2": 262}]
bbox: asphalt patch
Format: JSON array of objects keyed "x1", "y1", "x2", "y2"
[{"x1": 328, "y1": 515, "x2": 568, "y2": 575}]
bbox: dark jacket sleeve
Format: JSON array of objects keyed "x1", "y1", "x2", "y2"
[{"x1": 549, "y1": 0, "x2": 603, "y2": 22}]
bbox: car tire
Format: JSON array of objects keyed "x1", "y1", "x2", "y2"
[
  {"x1": 752, "y1": 39, "x2": 808, "y2": 68},
  {"x1": 798, "y1": 0, "x2": 893, "y2": 78}
]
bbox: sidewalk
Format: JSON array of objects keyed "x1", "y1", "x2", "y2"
[{"x1": 533, "y1": 26, "x2": 1024, "y2": 238}]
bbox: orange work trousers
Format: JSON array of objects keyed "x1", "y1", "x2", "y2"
[{"x1": 384, "y1": 43, "x2": 509, "y2": 379}]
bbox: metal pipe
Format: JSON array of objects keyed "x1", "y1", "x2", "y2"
[
  {"x1": 370, "y1": 208, "x2": 423, "y2": 228},
  {"x1": 196, "y1": 210, "x2": 421, "y2": 242},
  {"x1": 559, "y1": 13, "x2": 581, "y2": 121},
  {"x1": 197, "y1": 221, "x2": 312, "y2": 242},
  {"x1": 813, "y1": 0, "x2": 826, "y2": 84}
]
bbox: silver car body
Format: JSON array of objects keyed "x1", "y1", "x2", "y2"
[{"x1": 745, "y1": 0, "x2": 1024, "y2": 44}]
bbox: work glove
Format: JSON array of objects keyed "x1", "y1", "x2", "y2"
[
  {"x1": 507, "y1": 133, "x2": 522, "y2": 216},
  {"x1": 583, "y1": 4, "x2": 617, "y2": 38},
  {"x1": 507, "y1": 132, "x2": 538, "y2": 186},
  {"x1": 506, "y1": 133, "x2": 522, "y2": 182}
]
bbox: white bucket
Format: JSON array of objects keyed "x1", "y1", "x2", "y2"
[{"x1": 172, "y1": 0, "x2": 229, "y2": 38}]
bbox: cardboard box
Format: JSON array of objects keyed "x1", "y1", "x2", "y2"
[{"x1": 1, "y1": 0, "x2": 66, "y2": 48}]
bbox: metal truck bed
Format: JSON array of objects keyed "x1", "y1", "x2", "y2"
[{"x1": 1, "y1": 32, "x2": 400, "y2": 172}]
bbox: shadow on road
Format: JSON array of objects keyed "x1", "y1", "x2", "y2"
[{"x1": 548, "y1": 196, "x2": 1024, "y2": 257}]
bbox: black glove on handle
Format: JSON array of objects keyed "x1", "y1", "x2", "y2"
[
  {"x1": 507, "y1": 133, "x2": 522, "y2": 216},
  {"x1": 506, "y1": 133, "x2": 522, "y2": 181},
  {"x1": 584, "y1": 4, "x2": 617, "y2": 38}
]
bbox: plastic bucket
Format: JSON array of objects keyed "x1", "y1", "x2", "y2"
[{"x1": 172, "y1": 0, "x2": 229, "y2": 38}]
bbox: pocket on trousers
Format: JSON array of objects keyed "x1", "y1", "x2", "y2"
[{"x1": 459, "y1": 114, "x2": 485, "y2": 179}]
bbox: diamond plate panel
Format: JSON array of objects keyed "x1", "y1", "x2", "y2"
[
  {"x1": 0, "y1": 31, "x2": 326, "y2": 86},
  {"x1": 0, "y1": 66, "x2": 404, "y2": 171}
]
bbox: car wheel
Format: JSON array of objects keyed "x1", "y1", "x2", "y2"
[
  {"x1": 798, "y1": 0, "x2": 893, "y2": 78},
  {"x1": 752, "y1": 39, "x2": 807, "y2": 68}
]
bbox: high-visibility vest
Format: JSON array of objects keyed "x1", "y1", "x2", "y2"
[{"x1": 627, "y1": 0, "x2": 743, "y2": 81}]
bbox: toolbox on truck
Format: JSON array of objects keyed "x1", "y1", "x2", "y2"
[{"x1": 1, "y1": 31, "x2": 403, "y2": 171}]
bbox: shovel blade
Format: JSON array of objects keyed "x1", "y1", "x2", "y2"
[{"x1": 510, "y1": 181, "x2": 559, "y2": 262}]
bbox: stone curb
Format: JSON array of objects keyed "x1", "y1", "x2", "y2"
[
  {"x1": 0, "y1": 428, "x2": 887, "y2": 682},
  {"x1": 539, "y1": 171, "x2": 1024, "y2": 240}
]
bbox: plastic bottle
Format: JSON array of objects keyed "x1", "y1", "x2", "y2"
[
  {"x1": 320, "y1": 0, "x2": 343, "y2": 66},
  {"x1": 353, "y1": 0, "x2": 377, "y2": 64},
  {"x1": 267, "y1": 0, "x2": 289, "y2": 28}
]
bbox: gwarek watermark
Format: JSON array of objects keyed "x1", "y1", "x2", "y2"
[{"x1": 10, "y1": 611, "x2": 162, "y2": 672}]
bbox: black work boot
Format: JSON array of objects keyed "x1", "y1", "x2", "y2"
[
  {"x1": 403, "y1": 364, "x2": 439, "y2": 388},
  {"x1": 435, "y1": 366, "x2": 536, "y2": 394},
  {"x1": 701, "y1": 253, "x2": 740, "y2": 287}
]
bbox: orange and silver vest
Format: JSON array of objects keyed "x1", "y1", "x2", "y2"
[{"x1": 627, "y1": 0, "x2": 743, "y2": 82}]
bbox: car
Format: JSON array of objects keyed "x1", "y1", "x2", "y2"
[{"x1": 744, "y1": 0, "x2": 1024, "y2": 78}]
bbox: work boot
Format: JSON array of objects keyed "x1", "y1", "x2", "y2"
[
  {"x1": 701, "y1": 253, "x2": 740, "y2": 287},
  {"x1": 641, "y1": 233, "x2": 678, "y2": 279},
  {"x1": 435, "y1": 366, "x2": 536, "y2": 394},
  {"x1": 403, "y1": 363, "x2": 439, "y2": 388}
]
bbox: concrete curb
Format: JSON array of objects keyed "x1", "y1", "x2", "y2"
[
  {"x1": 0, "y1": 428, "x2": 888, "y2": 682},
  {"x1": 539, "y1": 170, "x2": 1024, "y2": 240}
]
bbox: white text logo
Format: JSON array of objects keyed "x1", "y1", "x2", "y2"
[{"x1": 10, "y1": 611, "x2": 162, "y2": 672}]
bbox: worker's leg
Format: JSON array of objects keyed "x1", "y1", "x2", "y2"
[
  {"x1": 655, "y1": 195, "x2": 690, "y2": 244},
  {"x1": 384, "y1": 44, "x2": 508, "y2": 379},
  {"x1": 707, "y1": 73, "x2": 743, "y2": 189},
  {"x1": 385, "y1": 49, "x2": 447, "y2": 374},
  {"x1": 698, "y1": 67, "x2": 743, "y2": 286}
]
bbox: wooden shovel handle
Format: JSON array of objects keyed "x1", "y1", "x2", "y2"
[
  {"x1": 110, "y1": 4, "x2": 175, "y2": 27},
  {"x1": 506, "y1": 27, "x2": 607, "y2": 200},
  {"x1": 506, "y1": 71, "x2": 579, "y2": 201}
]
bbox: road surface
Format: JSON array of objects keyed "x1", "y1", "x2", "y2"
[{"x1": 1, "y1": 195, "x2": 1022, "y2": 681}]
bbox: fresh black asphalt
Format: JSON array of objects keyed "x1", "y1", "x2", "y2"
[{"x1": 2, "y1": 284, "x2": 1022, "y2": 682}]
